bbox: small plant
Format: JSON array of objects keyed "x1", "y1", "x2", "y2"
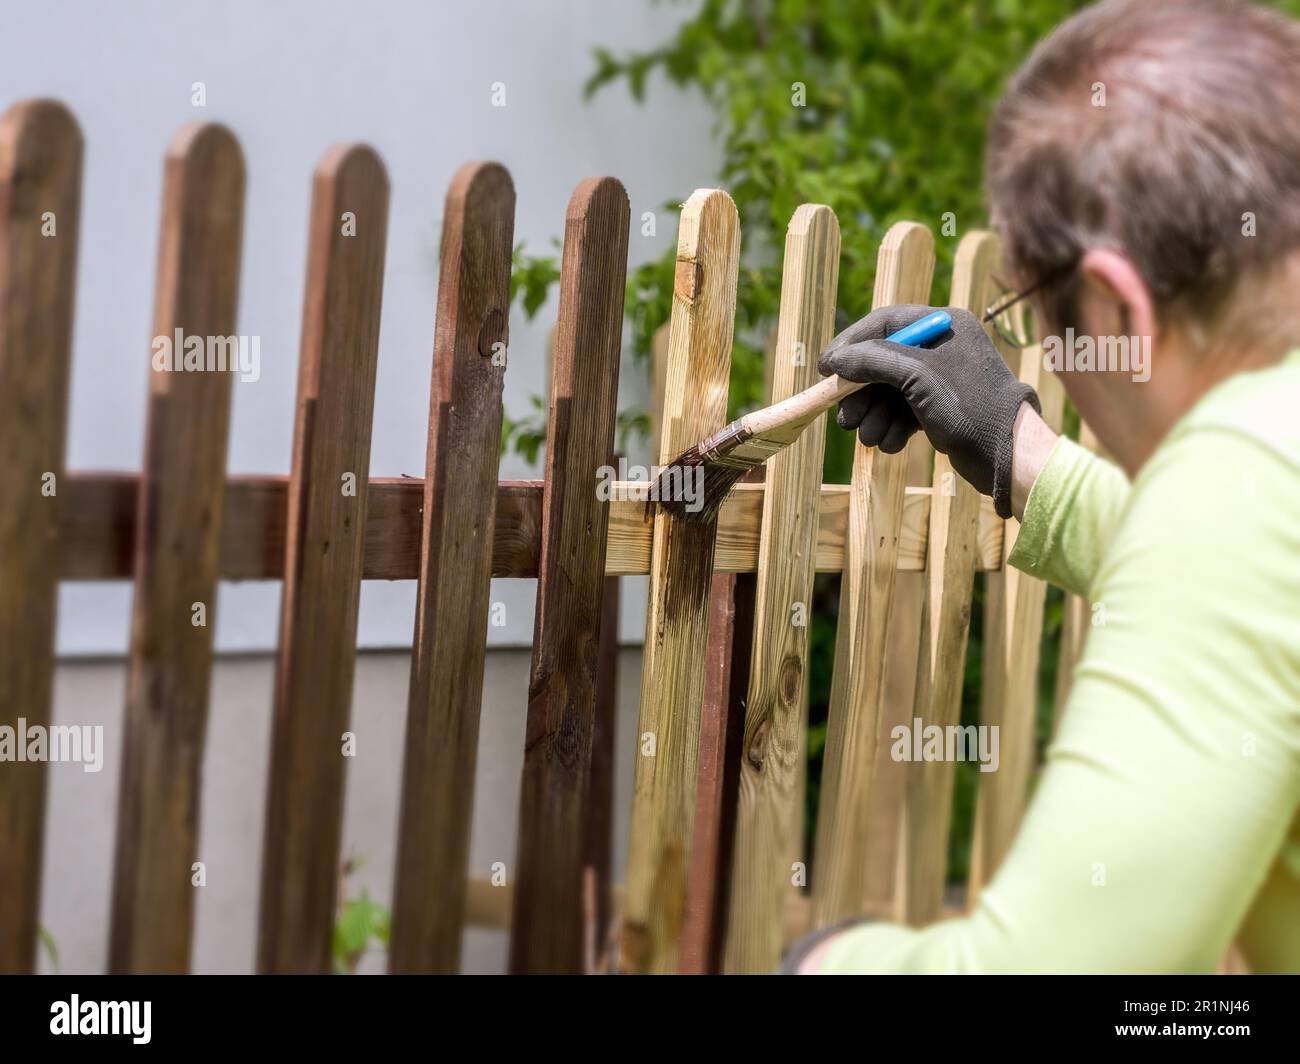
[{"x1": 332, "y1": 857, "x2": 390, "y2": 975}]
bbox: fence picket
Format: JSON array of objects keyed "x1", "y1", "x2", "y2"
[
  {"x1": 257, "y1": 144, "x2": 389, "y2": 973},
  {"x1": 722, "y1": 204, "x2": 840, "y2": 972},
  {"x1": 0, "y1": 98, "x2": 82, "y2": 975},
  {"x1": 389, "y1": 162, "x2": 514, "y2": 974},
  {"x1": 509, "y1": 176, "x2": 629, "y2": 973},
  {"x1": 109, "y1": 123, "x2": 245, "y2": 973},
  {"x1": 622, "y1": 188, "x2": 740, "y2": 974},
  {"x1": 810, "y1": 221, "x2": 935, "y2": 929},
  {"x1": 896, "y1": 231, "x2": 999, "y2": 926}
]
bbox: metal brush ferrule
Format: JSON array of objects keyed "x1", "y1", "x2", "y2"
[{"x1": 698, "y1": 419, "x2": 753, "y2": 467}]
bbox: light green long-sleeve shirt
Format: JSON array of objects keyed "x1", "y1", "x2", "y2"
[{"x1": 819, "y1": 351, "x2": 1300, "y2": 974}]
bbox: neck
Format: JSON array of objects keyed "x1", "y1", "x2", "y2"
[{"x1": 1072, "y1": 331, "x2": 1293, "y2": 478}]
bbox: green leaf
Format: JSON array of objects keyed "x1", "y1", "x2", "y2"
[
  {"x1": 332, "y1": 890, "x2": 391, "y2": 974},
  {"x1": 39, "y1": 925, "x2": 59, "y2": 973}
]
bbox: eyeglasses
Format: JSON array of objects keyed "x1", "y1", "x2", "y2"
[{"x1": 981, "y1": 259, "x2": 1079, "y2": 349}]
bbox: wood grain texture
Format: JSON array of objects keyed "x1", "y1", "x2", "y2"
[
  {"x1": 621, "y1": 188, "x2": 740, "y2": 974},
  {"x1": 863, "y1": 431, "x2": 933, "y2": 918},
  {"x1": 722, "y1": 204, "x2": 840, "y2": 972},
  {"x1": 810, "y1": 221, "x2": 935, "y2": 928},
  {"x1": 679, "y1": 560, "x2": 756, "y2": 973},
  {"x1": 257, "y1": 144, "x2": 389, "y2": 973},
  {"x1": 0, "y1": 98, "x2": 82, "y2": 974},
  {"x1": 53, "y1": 473, "x2": 1007, "y2": 579},
  {"x1": 109, "y1": 123, "x2": 245, "y2": 973},
  {"x1": 649, "y1": 322, "x2": 671, "y2": 463},
  {"x1": 508, "y1": 176, "x2": 629, "y2": 974},
  {"x1": 388, "y1": 161, "x2": 514, "y2": 974},
  {"x1": 896, "y1": 231, "x2": 998, "y2": 927},
  {"x1": 968, "y1": 345, "x2": 1067, "y2": 896},
  {"x1": 583, "y1": 571, "x2": 621, "y2": 973}
]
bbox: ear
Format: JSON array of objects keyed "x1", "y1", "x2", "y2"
[{"x1": 1077, "y1": 248, "x2": 1158, "y2": 338}]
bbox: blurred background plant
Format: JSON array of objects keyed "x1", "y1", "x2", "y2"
[{"x1": 333, "y1": 857, "x2": 390, "y2": 974}]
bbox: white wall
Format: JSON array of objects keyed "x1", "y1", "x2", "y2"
[{"x1": 0, "y1": 0, "x2": 720, "y2": 654}]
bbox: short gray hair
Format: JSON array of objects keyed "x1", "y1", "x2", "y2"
[{"x1": 987, "y1": 0, "x2": 1300, "y2": 337}]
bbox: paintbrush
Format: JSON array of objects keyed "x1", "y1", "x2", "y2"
[{"x1": 651, "y1": 309, "x2": 952, "y2": 521}]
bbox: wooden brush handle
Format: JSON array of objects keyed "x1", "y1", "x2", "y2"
[
  {"x1": 737, "y1": 311, "x2": 951, "y2": 445},
  {"x1": 741, "y1": 373, "x2": 864, "y2": 440}
]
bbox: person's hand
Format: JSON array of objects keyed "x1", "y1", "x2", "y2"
[{"x1": 817, "y1": 304, "x2": 1041, "y2": 518}]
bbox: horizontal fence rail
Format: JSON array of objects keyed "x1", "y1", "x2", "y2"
[{"x1": 51, "y1": 475, "x2": 1008, "y2": 579}]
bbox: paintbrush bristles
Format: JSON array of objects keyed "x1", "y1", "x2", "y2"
[
  {"x1": 652, "y1": 372, "x2": 863, "y2": 523},
  {"x1": 652, "y1": 419, "x2": 768, "y2": 523}
]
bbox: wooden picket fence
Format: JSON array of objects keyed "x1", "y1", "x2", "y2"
[{"x1": 0, "y1": 98, "x2": 1078, "y2": 976}]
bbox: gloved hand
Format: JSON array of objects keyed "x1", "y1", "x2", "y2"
[{"x1": 817, "y1": 304, "x2": 1040, "y2": 519}]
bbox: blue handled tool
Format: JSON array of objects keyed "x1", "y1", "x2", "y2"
[{"x1": 652, "y1": 309, "x2": 953, "y2": 520}]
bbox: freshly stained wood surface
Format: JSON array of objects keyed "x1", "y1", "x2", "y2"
[
  {"x1": 0, "y1": 99, "x2": 82, "y2": 974},
  {"x1": 509, "y1": 177, "x2": 629, "y2": 974},
  {"x1": 389, "y1": 162, "x2": 514, "y2": 974},
  {"x1": 679, "y1": 565, "x2": 756, "y2": 974},
  {"x1": 622, "y1": 189, "x2": 740, "y2": 974},
  {"x1": 257, "y1": 144, "x2": 389, "y2": 973},
  {"x1": 811, "y1": 221, "x2": 936, "y2": 928},
  {"x1": 109, "y1": 124, "x2": 245, "y2": 973},
  {"x1": 723, "y1": 205, "x2": 840, "y2": 973},
  {"x1": 897, "y1": 231, "x2": 998, "y2": 927},
  {"x1": 969, "y1": 343, "x2": 1067, "y2": 895},
  {"x1": 583, "y1": 572, "x2": 621, "y2": 973},
  {"x1": 53, "y1": 474, "x2": 1006, "y2": 580}
]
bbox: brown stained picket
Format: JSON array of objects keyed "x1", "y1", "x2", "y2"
[
  {"x1": 257, "y1": 144, "x2": 389, "y2": 973},
  {"x1": 108, "y1": 123, "x2": 245, "y2": 973},
  {"x1": 583, "y1": 571, "x2": 621, "y2": 972},
  {"x1": 508, "y1": 178, "x2": 630, "y2": 973},
  {"x1": 389, "y1": 162, "x2": 514, "y2": 974},
  {"x1": 0, "y1": 98, "x2": 82, "y2": 974},
  {"x1": 678, "y1": 570, "x2": 755, "y2": 974}
]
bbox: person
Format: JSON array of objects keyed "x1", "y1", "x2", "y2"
[{"x1": 795, "y1": 0, "x2": 1300, "y2": 973}]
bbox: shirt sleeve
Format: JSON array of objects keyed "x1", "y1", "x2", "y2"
[
  {"x1": 1006, "y1": 435, "x2": 1131, "y2": 598},
  {"x1": 815, "y1": 427, "x2": 1300, "y2": 974}
]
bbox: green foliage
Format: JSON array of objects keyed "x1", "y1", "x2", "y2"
[
  {"x1": 332, "y1": 889, "x2": 390, "y2": 975},
  {"x1": 501, "y1": 393, "x2": 549, "y2": 465},
  {"x1": 510, "y1": 241, "x2": 562, "y2": 322}
]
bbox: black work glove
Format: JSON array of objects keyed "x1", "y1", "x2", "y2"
[{"x1": 817, "y1": 304, "x2": 1040, "y2": 519}]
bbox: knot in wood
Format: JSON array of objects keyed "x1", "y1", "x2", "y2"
[
  {"x1": 477, "y1": 308, "x2": 506, "y2": 358},
  {"x1": 746, "y1": 716, "x2": 771, "y2": 771},
  {"x1": 778, "y1": 654, "x2": 802, "y2": 707}
]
